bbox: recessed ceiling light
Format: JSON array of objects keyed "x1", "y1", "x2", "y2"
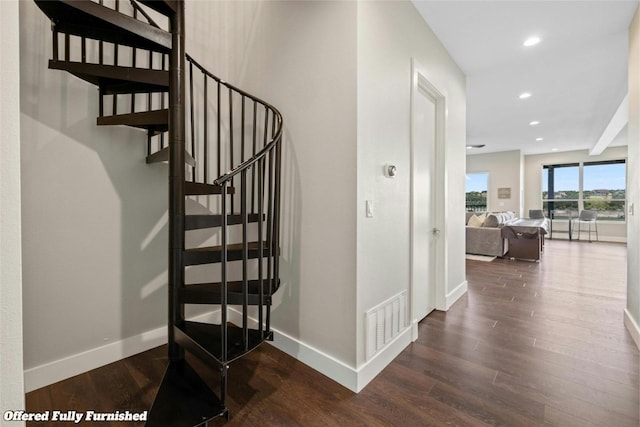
[
  {"x1": 551, "y1": 148, "x2": 559, "y2": 152},
  {"x1": 529, "y1": 121, "x2": 540, "y2": 126},
  {"x1": 536, "y1": 137, "x2": 544, "y2": 141},
  {"x1": 523, "y1": 36, "x2": 541, "y2": 47},
  {"x1": 519, "y1": 92, "x2": 532, "y2": 99}
]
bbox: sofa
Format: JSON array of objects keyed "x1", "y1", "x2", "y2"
[{"x1": 465, "y1": 211, "x2": 517, "y2": 257}]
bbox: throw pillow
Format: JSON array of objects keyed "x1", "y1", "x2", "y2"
[
  {"x1": 483, "y1": 214, "x2": 499, "y2": 228},
  {"x1": 467, "y1": 214, "x2": 484, "y2": 227}
]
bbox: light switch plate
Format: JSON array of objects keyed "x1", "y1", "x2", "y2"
[{"x1": 366, "y1": 200, "x2": 374, "y2": 218}]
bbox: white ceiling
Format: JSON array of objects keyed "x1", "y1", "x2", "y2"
[{"x1": 412, "y1": 1, "x2": 638, "y2": 155}]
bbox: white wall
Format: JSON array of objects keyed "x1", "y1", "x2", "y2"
[
  {"x1": 356, "y1": 0, "x2": 467, "y2": 368},
  {"x1": 467, "y1": 150, "x2": 522, "y2": 215},
  {"x1": 1, "y1": 0, "x2": 25, "y2": 419},
  {"x1": 523, "y1": 146, "x2": 628, "y2": 242},
  {"x1": 626, "y1": 7, "x2": 640, "y2": 349},
  {"x1": 186, "y1": 0, "x2": 467, "y2": 388},
  {"x1": 185, "y1": 1, "x2": 359, "y2": 368},
  {"x1": 20, "y1": 1, "x2": 173, "y2": 389}
]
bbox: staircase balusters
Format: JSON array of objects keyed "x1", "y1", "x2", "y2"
[{"x1": 189, "y1": 60, "x2": 196, "y2": 182}]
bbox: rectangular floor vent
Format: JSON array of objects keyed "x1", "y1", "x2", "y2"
[{"x1": 365, "y1": 291, "x2": 407, "y2": 360}]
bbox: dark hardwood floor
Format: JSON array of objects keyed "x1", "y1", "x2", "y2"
[{"x1": 26, "y1": 240, "x2": 639, "y2": 426}]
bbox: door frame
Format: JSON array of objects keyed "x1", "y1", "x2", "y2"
[{"x1": 410, "y1": 59, "x2": 447, "y2": 341}]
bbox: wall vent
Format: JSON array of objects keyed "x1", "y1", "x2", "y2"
[{"x1": 365, "y1": 291, "x2": 407, "y2": 360}]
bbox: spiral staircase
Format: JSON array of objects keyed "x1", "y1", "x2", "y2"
[{"x1": 33, "y1": 0, "x2": 283, "y2": 425}]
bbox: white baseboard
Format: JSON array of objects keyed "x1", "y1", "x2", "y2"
[
  {"x1": 268, "y1": 322, "x2": 412, "y2": 393},
  {"x1": 355, "y1": 326, "x2": 411, "y2": 392},
  {"x1": 624, "y1": 308, "x2": 640, "y2": 351},
  {"x1": 23, "y1": 311, "x2": 219, "y2": 393},
  {"x1": 550, "y1": 235, "x2": 627, "y2": 243},
  {"x1": 269, "y1": 325, "x2": 359, "y2": 392},
  {"x1": 226, "y1": 308, "x2": 410, "y2": 393},
  {"x1": 25, "y1": 307, "x2": 410, "y2": 395},
  {"x1": 445, "y1": 280, "x2": 468, "y2": 309}
]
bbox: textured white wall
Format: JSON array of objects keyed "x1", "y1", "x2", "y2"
[
  {"x1": 467, "y1": 150, "x2": 523, "y2": 215},
  {"x1": 627, "y1": 7, "x2": 640, "y2": 341},
  {"x1": 1, "y1": 0, "x2": 25, "y2": 419},
  {"x1": 185, "y1": 1, "x2": 359, "y2": 366},
  {"x1": 356, "y1": 1, "x2": 467, "y2": 366},
  {"x1": 20, "y1": 1, "x2": 171, "y2": 373}
]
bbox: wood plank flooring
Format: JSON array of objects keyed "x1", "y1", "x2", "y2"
[{"x1": 26, "y1": 240, "x2": 639, "y2": 426}]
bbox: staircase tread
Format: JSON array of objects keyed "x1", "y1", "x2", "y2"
[
  {"x1": 183, "y1": 241, "x2": 275, "y2": 266},
  {"x1": 186, "y1": 241, "x2": 270, "y2": 253},
  {"x1": 175, "y1": 321, "x2": 271, "y2": 368},
  {"x1": 145, "y1": 360, "x2": 226, "y2": 427},
  {"x1": 184, "y1": 213, "x2": 262, "y2": 230},
  {"x1": 97, "y1": 109, "x2": 168, "y2": 131},
  {"x1": 147, "y1": 146, "x2": 196, "y2": 167},
  {"x1": 49, "y1": 60, "x2": 168, "y2": 93},
  {"x1": 180, "y1": 279, "x2": 280, "y2": 305},
  {"x1": 184, "y1": 181, "x2": 234, "y2": 195},
  {"x1": 34, "y1": 0, "x2": 171, "y2": 53},
  {"x1": 179, "y1": 279, "x2": 280, "y2": 305}
]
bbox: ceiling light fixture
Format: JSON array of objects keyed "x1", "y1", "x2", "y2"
[
  {"x1": 536, "y1": 137, "x2": 544, "y2": 141},
  {"x1": 523, "y1": 36, "x2": 541, "y2": 47},
  {"x1": 551, "y1": 148, "x2": 559, "y2": 152},
  {"x1": 519, "y1": 92, "x2": 532, "y2": 99},
  {"x1": 529, "y1": 120, "x2": 540, "y2": 126},
  {"x1": 466, "y1": 144, "x2": 486, "y2": 149}
]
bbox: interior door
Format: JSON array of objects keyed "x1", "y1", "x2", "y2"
[{"x1": 412, "y1": 81, "x2": 437, "y2": 322}]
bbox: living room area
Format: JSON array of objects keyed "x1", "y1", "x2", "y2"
[
  {"x1": 465, "y1": 146, "x2": 628, "y2": 263},
  {"x1": 447, "y1": 3, "x2": 639, "y2": 422},
  {"x1": 463, "y1": 148, "x2": 636, "y2": 426}
]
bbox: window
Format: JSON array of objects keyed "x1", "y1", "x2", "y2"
[
  {"x1": 542, "y1": 163, "x2": 579, "y2": 219},
  {"x1": 542, "y1": 160, "x2": 626, "y2": 221},
  {"x1": 583, "y1": 160, "x2": 626, "y2": 221},
  {"x1": 466, "y1": 172, "x2": 488, "y2": 212}
]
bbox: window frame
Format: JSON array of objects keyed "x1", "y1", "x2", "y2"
[
  {"x1": 541, "y1": 159, "x2": 626, "y2": 222},
  {"x1": 466, "y1": 172, "x2": 489, "y2": 212}
]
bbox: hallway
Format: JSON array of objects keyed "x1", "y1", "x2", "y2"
[{"x1": 26, "y1": 240, "x2": 638, "y2": 426}]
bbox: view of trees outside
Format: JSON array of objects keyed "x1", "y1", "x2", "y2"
[
  {"x1": 542, "y1": 162, "x2": 626, "y2": 220},
  {"x1": 466, "y1": 173, "x2": 488, "y2": 212}
]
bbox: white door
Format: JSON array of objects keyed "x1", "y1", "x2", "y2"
[{"x1": 411, "y1": 79, "x2": 437, "y2": 323}]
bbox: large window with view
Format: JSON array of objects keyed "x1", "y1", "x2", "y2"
[
  {"x1": 542, "y1": 160, "x2": 625, "y2": 221},
  {"x1": 583, "y1": 160, "x2": 626, "y2": 220},
  {"x1": 542, "y1": 163, "x2": 579, "y2": 219},
  {"x1": 466, "y1": 172, "x2": 488, "y2": 212}
]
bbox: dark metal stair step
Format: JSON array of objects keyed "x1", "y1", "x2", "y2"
[
  {"x1": 185, "y1": 213, "x2": 262, "y2": 230},
  {"x1": 145, "y1": 360, "x2": 226, "y2": 427},
  {"x1": 48, "y1": 60, "x2": 168, "y2": 94},
  {"x1": 174, "y1": 321, "x2": 271, "y2": 370},
  {"x1": 137, "y1": 0, "x2": 177, "y2": 16},
  {"x1": 180, "y1": 279, "x2": 280, "y2": 305},
  {"x1": 147, "y1": 146, "x2": 196, "y2": 167},
  {"x1": 97, "y1": 109, "x2": 168, "y2": 132},
  {"x1": 184, "y1": 241, "x2": 275, "y2": 266},
  {"x1": 34, "y1": 0, "x2": 171, "y2": 53},
  {"x1": 184, "y1": 182, "x2": 234, "y2": 196}
]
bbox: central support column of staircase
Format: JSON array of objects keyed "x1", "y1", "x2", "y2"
[
  {"x1": 168, "y1": 0, "x2": 186, "y2": 364},
  {"x1": 148, "y1": 1, "x2": 228, "y2": 424}
]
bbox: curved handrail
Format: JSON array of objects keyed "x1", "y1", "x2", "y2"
[
  {"x1": 213, "y1": 116, "x2": 282, "y2": 185},
  {"x1": 185, "y1": 53, "x2": 283, "y2": 186}
]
